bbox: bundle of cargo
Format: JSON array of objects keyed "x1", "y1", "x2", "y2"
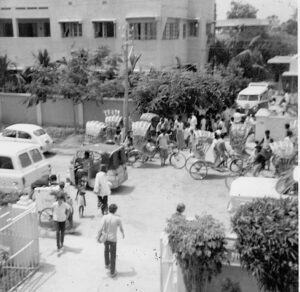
[
  {"x1": 192, "y1": 130, "x2": 215, "y2": 160},
  {"x1": 270, "y1": 140, "x2": 297, "y2": 176},
  {"x1": 84, "y1": 121, "x2": 106, "y2": 144},
  {"x1": 230, "y1": 123, "x2": 252, "y2": 154}
]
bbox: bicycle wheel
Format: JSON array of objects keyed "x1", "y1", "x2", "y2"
[
  {"x1": 229, "y1": 158, "x2": 243, "y2": 173},
  {"x1": 189, "y1": 161, "x2": 208, "y2": 180},
  {"x1": 169, "y1": 152, "x2": 186, "y2": 169},
  {"x1": 185, "y1": 155, "x2": 196, "y2": 171},
  {"x1": 128, "y1": 150, "x2": 142, "y2": 167},
  {"x1": 39, "y1": 207, "x2": 54, "y2": 229}
]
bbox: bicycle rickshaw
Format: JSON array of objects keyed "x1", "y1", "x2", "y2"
[
  {"x1": 33, "y1": 187, "x2": 73, "y2": 229},
  {"x1": 128, "y1": 120, "x2": 186, "y2": 168},
  {"x1": 104, "y1": 109, "x2": 123, "y2": 141},
  {"x1": 84, "y1": 121, "x2": 107, "y2": 145},
  {"x1": 270, "y1": 140, "x2": 297, "y2": 177}
]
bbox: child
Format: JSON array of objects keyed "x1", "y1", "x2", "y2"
[{"x1": 76, "y1": 180, "x2": 86, "y2": 218}]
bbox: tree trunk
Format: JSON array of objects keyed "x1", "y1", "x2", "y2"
[{"x1": 73, "y1": 103, "x2": 77, "y2": 134}]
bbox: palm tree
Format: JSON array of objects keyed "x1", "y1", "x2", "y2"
[{"x1": 34, "y1": 49, "x2": 51, "y2": 67}]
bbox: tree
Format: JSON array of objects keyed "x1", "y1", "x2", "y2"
[
  {"x1": 282, "y1": 9, "x2": 298, "y2": 36},
  {"x1": 165, "y1": 215, "x2": 227, "y2": 292},
  {"x1": 232, "y1": 197, "x2": 298, "y2": 292},
  {"x1": 34, "y1": 49, "x2": 51, "y2": 67},
  {"x1": 227, "y1": 1, "x2": 258, "y2": 19}
]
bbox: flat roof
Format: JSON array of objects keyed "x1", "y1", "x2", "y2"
[
  {"x1": 216, "y1": 18, "x2": 269, "y2": 28},
  {"x1": 267, "y1": 56, "x2": 294, "y2": 64},
  {"x1": 78, "y1": 143, "x2": 123, "y2": 153},
  {"x1": 239, "y1": 86, "x2": 268, "y2": 95},
  {"x1": 0, "y1": 141, "x2": 40, "y2": 155},
  {"x1": 282, "y1": 71, "x2": 298, "y2": 77}
]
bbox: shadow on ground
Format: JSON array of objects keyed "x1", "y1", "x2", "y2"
[
  {"x1": 17, "y1": 263, "x2": 56, "y2": 292},
  {"x1": 44, "y1": 152, "x2": 57, "y2": 159},
  {"x1": 113, "y1": 185, "x2": 135, "y2": 195}
]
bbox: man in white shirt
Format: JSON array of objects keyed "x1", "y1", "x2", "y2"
[
  {"x1": 94, "y1": 165, "x2": 112, "y2": 215},
  {"x1": 52, "y1": 193, "x2": 70, "y2": 251},
  {"x1": 99, "y1": 204, "x2": 125, "y2": 277},
  {"x1": 190, "y1": 113, "x2": 198, "y2": 130}
]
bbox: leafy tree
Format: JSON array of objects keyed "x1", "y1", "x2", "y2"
[
  {"x1": 232, "y1": 197, "x2": 298, "y2": 292},
  {"x1": 227, "y1": 1, "x2": 258, "y2": 19},
  {"x1": 34, "y1": 49, "x2": 51, "y2": 67},
  {"x1": 165, "y1": 215, "x2": 227, "y2": 292},
  {"x1": 282, "y1": 9, "x2": 298, "y2": 36}
]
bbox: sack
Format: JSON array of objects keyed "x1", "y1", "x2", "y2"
[{"x1": 97, "y1": 229, "x2": 108, "y2": 244}]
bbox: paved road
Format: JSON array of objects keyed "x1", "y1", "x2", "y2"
[{"x1": 19, "y1": 152, "x2": 232, "y2": 292}]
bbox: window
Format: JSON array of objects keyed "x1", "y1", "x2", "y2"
[
  {"x1": 18, "y1": 18, "x2": 50, "y2": 37},
  {"x1": 61, "y1": 22, "x2": 82, "y2": 37},
  {"x1": 129, "y1": 21, "x2": 156, "y2": 40},
  {"x1": 2, "y1": 129, "x2": 17, "y2": 138},
  {"x1": 183, "y1": 23, "x2": 186, "y2": 39},
  {"x1": 29, "y1": 149, "x2": 42, "y2": 162},
  {"x1": 248, "y1": 95, "x2": 259, "y2": 101},
  {"x1": 19, "y1": 152, "x2": 32, "y2": 168},
  {"x1": 0, "y1": 19, "x2": 13, "y2": 37},
  {"x1": 94, "y1": 21, "x2": 115, "y2": 38},
  {"x1": 0, "y1": 156, "x2": 14, "y2": 169},
  {"x1": 18, "y1": 131, "x2": 31, "y2": 139},
  {"x1": 238, "y1": 95, "x2": 248, "y2": 101},
  {"x1": 188, "y1": 21, "x2": 198, "y2": 37},
  {"x1": 163, "y1": 21, "x2": 179, "y2": 40},
  {"x1": 33, "y1": 129, "x2": 46, "y2": 136}
]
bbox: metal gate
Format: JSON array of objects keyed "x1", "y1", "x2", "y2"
[{"x1": 0, "y1": 203, "x2": 39, "y2": 292}]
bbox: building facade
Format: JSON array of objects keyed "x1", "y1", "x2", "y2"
[{"x1": 0, "y1": 0, "x2": 215, "y2": 70}]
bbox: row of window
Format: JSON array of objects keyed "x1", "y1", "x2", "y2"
[
  {"x1": 0, "y1": 149, "x2": 42, "y2": 170},
  {"x1": 0, "y1": 18, "x2": 199, "y2": 39}
]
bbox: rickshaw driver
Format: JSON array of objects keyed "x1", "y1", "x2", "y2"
[{"x1": 75, "y1": 151, "x2": 92, "y2": 185}]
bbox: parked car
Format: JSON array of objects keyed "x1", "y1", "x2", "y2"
[
  {"x1": 0, "y1": 124, "x2": 53, "y2": 153},
  {"x1": 68, "y1": 143, "x2": 128, "y2": 189},
  {"x1": 0, "y1": 141, "x2": 51, "y2": 193},
  {"x1": 228, "y1": 167, "x2": 298, "y2": 213}
]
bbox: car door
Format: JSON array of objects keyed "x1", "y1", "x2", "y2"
[
  {"x1": 18, "y1": 151, "x2": 37, "y2": 191},
  {"x1": 28, "y1": 148, "x2": 50, "y2": 178}
]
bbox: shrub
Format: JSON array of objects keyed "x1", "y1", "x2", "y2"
[
  {"x1": 165, "y1": 215, "x2": 227, "y2": 292},
  {"x1": 0, "y1": 191, "x2": 23, "y2": 206},
  {"x1": 221, "y1": 278, "x2": 242, "y2": 292},
  {"x1": 232, "y1": 197, "x2": 298, "y2": 292}
]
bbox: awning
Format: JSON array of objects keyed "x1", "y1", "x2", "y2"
[
  {"x1": 282, "y1": 71, "x2": 298, "y2": 77},
  {"x1": 58, "y1": 19, "x2": 82, "y2": 23},
  {"x1": 126, "y1": 13, "x2": 158, "y2": 20},
  {"x1": 91, "y1": 19, "x2": 116, "y2": 23}
]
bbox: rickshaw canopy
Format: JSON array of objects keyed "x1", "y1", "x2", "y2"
[
  {"x1": 132, "y1": 121, "x2": 151, "y2": 137},
  {"x1": 140, "y1": 113, "x2": 159, "y2": 123},
  {"x1": 105, "y1": 115, "x2": 123, "y2": 127},
  {"x1": 85, "y1": 121, "x2": 106, "y2": 137}
]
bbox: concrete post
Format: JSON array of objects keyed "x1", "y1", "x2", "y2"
[
  {"x1": 36, "y1": 103, "x2": 42, "y2": 126},
  {"x1": 77, "y1": 103, "x2": 84, "y2": 127},
  {"x1": 0, "y1": 97, "x2": 2, "y2": 123}
]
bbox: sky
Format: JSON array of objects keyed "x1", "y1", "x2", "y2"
[{"x1": 216, "y1": 0, "x2": 298, "y2": 21}]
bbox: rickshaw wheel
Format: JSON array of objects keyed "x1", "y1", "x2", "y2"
[
  {"x1": 229, "y1": 158, "x2": 243, "y2": 173},
  {"x1": 169, "y1": 152, "x2": 186, "y2": 169},
  {"x1": 189, "y1": 161, "x2": 208, "y2": 180},
  {"x1": 39, "y1": 208, "x2": 54, "y2": 229},
  {"x1": 185, "y1": 155, "x2": 197, "y2": 171}
]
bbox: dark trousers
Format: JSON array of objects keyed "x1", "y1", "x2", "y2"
[
  {"x1": 104, "y1": 241, "x2": 117, "y2": 274},
  {"x1": 97, "y1": 195, "x2": 108, "y2": 215},
  {"x1": 55, "y1": 221, "x2": 66, "y2": 248}
]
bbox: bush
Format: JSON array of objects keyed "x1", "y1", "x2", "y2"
[
  {"x1": 221, "y1": 278, "x2": 242, "y2": 292},
  {"x1": 0, "y1": 191, "x2": 23, "y2": 206},
  {"x1": 232, "y1": 197, "x2": 298, "y2": 292},
  {"x1": 165, "y1": 215, "x2": 227, "y2": 292}
]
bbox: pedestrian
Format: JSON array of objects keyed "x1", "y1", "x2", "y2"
[
  {"x1": 99, "y1": 203, "x2": 125, "y2": 278},
  {"x1": 175, "y1": 116, "x2": 184, "y2": 150},
  {"x1": 114, "y1": 127, "x2": 122, "y2": 145},
  {"x1": 52, "y1": 193, "x2": 70, "y2": 251},
  {"x1": 157, "y1": 129, "x2": 169, "y2": 166},
  {"x1": 171, "y1": 203, "x2": 186, "y2": 219},
  {"x1": 200, "y1": 116, "x2": 207, "y2": 131},
  {"x1": 76, "y1": 183, "x2": 86, "y2": 218},
  {"x1": 94, "y1": 165, "x2": 112, "y2": 215},
  {"x1": 184, "y1": 122, "x2": 191, "y2": 148},
  {"x1": 190, "y1": 112, "x2": 198, "y2": 130},
  {"x1": 156, "y1": 118, "x2": 163, "y2": 135}
]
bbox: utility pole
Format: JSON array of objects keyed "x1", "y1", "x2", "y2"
[{"x1": 123, "y1": 25, "x2": 130, "y2": 137}]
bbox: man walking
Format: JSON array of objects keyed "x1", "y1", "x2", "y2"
[
  {"x1": 94, "y1": 165, "x2": 112, "y2": 215},
  {"x1": 52, "y1": 193, "x2": 70, "y2": 251},
  {"x1": 99, "y1": 204, "x2": 125, "y2": 277}
]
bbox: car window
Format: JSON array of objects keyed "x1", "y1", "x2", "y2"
[
  {"x1": 248, "y1": 95, "x2": 259, "y2": 101},
  {"x1": 18, "y1": 131, "x2": 31, "y2": 139},
  {"x1": 238, "y1": 95, "x2": 248, "y2": 101},
  {"x1": 0, "y1": 156, "x2": 14, "y2": 169},
  {"x1": 2, "y1": 129, "x2": 17, "y2": 138},
  {"x1": 29, "y1": 149, "x2": 43, "y2": 162},
  {"x1": 33, "y1": 129, "x2": 46, "y2": 136},
  {"x1": 19, "y1": 152, "x2": 32, "y2": 168}
]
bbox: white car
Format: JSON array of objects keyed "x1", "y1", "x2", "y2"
[
  {"x1": 228, "y1": 168, "x2": 298, "y2": 213},
  {"x1": 0, "y1": 124, "x2": 53, "y2": 153}
]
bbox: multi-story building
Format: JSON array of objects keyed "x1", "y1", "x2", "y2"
[{"x1": 0, "y1": 0, "x2": 215, "y2": 70}]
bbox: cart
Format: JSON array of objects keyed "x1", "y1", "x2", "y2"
[
  {"x1": 188, "y1": 130, "x2": 220, "y2": 180},
  {"x1": 270, "y1": 140, "x2": 297, "y2": 176},
  {"x1": 128, "y1": 120, "x2": 186, "y2": 168},
  {"x1": 32, "y1": 187, "x2": 73, "y2": 229},
  {"x1": 84, "y1": 121, "x2": 107, "y2": 145},
  {"x1": 104, "y1": 109, "x2": 123, "y2": 141}
]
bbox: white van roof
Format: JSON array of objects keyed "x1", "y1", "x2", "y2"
[
  {"x1": 0, "y1": 141, "x2": 39, "y2": 156},
  {"x1": 239, "y1": 86, "x2": 268, "y2": 96}
]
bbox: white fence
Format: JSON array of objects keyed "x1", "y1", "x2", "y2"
[{"x1": 0, "y1": 201, "x2": 39, "y2": 292}]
